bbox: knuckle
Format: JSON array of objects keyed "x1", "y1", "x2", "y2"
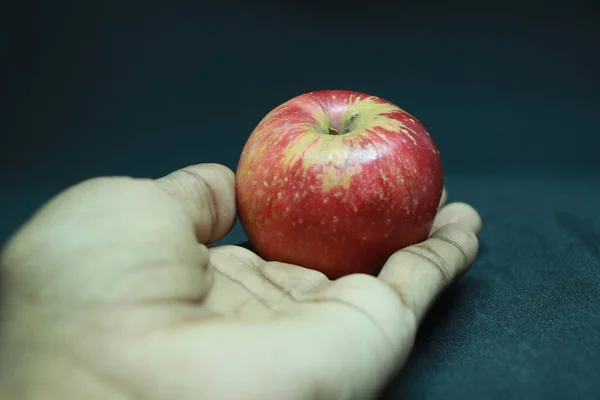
[
  {"x1": 72, "y1": 176, "x2": 151, "y2": 198},
  {"x1": 1, "y1": 176, "x2": 149, "y2": 262},
  {"x1": 167, "y1": 168, "x2": 216, "y2": 211},
  {"x1": 69, "y1": 177, "x2": 159, "y2": 212},
  {"x1": 170, "y1": 167, "x2": 220, "y2": 240},
  {"x1": 405, "y1": 245, "x2": 453, "y2": 286},
  {"x1": 432, "y1": 223, "x2": 479, "y2": 265},
  {"x1": 437, "y1": 222, "x2": 476, "y2": 241},
  {"x1": 179, "y1": 168, "x2": 215, "y2": 205}
]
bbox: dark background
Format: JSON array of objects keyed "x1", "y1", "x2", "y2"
[{"x1": 2, "y1": 1, "x2": 600, "y2": 398}]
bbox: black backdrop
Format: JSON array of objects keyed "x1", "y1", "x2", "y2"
[{"x1": 2, "y1": 1, "x2": 600, "y2": 398}]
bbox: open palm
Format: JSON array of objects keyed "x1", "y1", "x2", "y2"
[{"x1": 0, "y1": 164, "x2": 480, "y2": 400}]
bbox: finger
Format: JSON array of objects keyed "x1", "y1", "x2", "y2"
[
  {"x1": 156, "y1": 163, "x2": 237, "y2": 244},
  {"x1": 211, "y1": 244, "x2": 329, "y2": 294},
  {"x1": 207, "y1": 245, "x2": 328, "y2": 309},
  {"x1": 430, "y1": 201, "x2": 482, "y2": 235},
  {"x1": 1, "y1": 164, "x2": 235, "y2": 304},
  {"x1": 438, "y1": 187, "x2": 448, "y2": 210},
  {"x1": 280, "y1": 272, "x2": 413, "y2": 399},
  {"x1": 209, "y1": 245, "x2": 265, "y2": 269},
  {"x1": 378, "y1": 223, "x2": 479, "y2": 324}
]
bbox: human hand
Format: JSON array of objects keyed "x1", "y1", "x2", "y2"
[{"x1": 0, "y1": 163, "x2": 481, "y2": 400}]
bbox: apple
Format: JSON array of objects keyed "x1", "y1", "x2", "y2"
[{"x1": 236, "y1": 90, "x2": 443, "y2": 279}]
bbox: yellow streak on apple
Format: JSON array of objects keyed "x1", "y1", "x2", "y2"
[
  {"x1": 280, "y1": 95, "x2": 416, "y2": 191},
  {"x1": 239, "y1": 94, "x2": 421, "y2": 193}
]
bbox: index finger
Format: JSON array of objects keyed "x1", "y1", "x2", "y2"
[{"x1": 377, "y1": 223, "x2": 479, "y2": 324}]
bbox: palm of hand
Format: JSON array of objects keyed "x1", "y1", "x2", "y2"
[
  {"x1": 97, "y1": 244, "x2": 414, "y2": 400},
  {"x1": 0, "y1": 165, "x2": 480, "y2": 400},
  {"x1": 91, "y1": 233, "x2": 470, "y2": 400}
]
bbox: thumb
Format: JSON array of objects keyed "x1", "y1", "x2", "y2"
[
  {"x1": 0, "y1": 163, "x2": 236, "y2": 306},
  {"x1": 156, "y1": 163, "x2": 237, "y2": 244}
]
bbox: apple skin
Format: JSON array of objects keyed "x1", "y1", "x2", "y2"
[{"x1": 236, "y1": 90, "x2": 443, "y2": 279}]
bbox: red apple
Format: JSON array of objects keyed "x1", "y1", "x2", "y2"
[{"x1": 236, "y1": 90, "x2": 443, "y2": 279}]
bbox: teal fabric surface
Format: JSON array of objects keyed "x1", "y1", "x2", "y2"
[{"x1": 381, "y1": 176, "x2": 600, "y2": 399}]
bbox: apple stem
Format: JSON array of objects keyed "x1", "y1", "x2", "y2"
[{"x1": 328, "y1": 126, "x2": 340, "y2": 135}]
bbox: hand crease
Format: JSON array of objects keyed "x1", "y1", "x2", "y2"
[
  {"x1": 212, "y1": 252, "x2": 398, "y2": 349},
  {"x1": 211, "y1": 264, "x2": 283, "y2": 317},
  {"x1": 403, "y1": 248, "x2": 451, "y2": 286},
  {"x1": 213, "y1": 251, "x2": 299, "y2": 305},
  {"x1": 257, "y1": 266, "x2": 302, "y2": 304},
  {"x1": 431, "y1": 235, "x2": 470, "y2": 266}
]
